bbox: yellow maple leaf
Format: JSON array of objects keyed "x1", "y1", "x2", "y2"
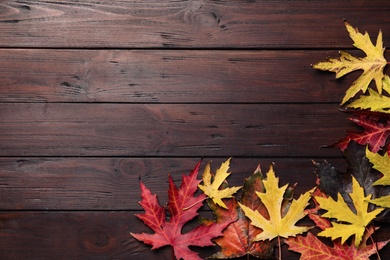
[
  {"x1": 238, "y1": 165, "x2": 313, "y2": 241},
  {"x1": 315, "y1": 176, "x2": 384, "y2": 247},
  {"x1": 313, "y1": 21, "x2": 387, "y2": 105},
  {"x1": 365, "y1": 148, "x2": 390, "y2": 208},
  {"x1": 198, "y1": 158, "x2": 242, "y2": 209},
  {"x1": 368, "y1": 195, "x2": 390, "y2": 208},
  {"x1": 347, "y1": 88, "x2": 390, "y2": 114},
  {"x1": 366, "y1": 147, "x2": 390, "y2": 186}
]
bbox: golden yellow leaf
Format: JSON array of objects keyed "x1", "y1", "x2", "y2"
[
  {"x1": 198, "y1": 158, "x2": 242, "y2": 209},
  {"x1": 315, "y1": 176, "x2": 384, "y2": 247},
  {"x1": 384, "y1": 73, "x2": 390, "y2": 93},
  {"x1": 368, "y1": 195, "x2": 390, "y2": 208},
  {"x1": 313, "y1": 21, "x2": 387, "y2": 105},
  {"x1": 366, "y1": 147, "x2": 390, "y2": 186},
  {"x1": 347, "y1": 87, "x2": 390, "y2": 114},
  {"x1": 238, "y1": 165, "x2": 313, "y2": 241}
]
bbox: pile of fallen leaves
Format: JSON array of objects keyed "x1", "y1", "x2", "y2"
[{"x1": 131, "y1": 22, "x2": 390, "y2": 260}]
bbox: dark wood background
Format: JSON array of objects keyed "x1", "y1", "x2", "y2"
[{"x1": 0, "y1": 1, "x2": 389, "y2": 259}]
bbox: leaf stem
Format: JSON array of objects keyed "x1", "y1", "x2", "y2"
[
  {"x1": 182, "y1": 197, "x2": 206, "y2": 211},
  {"x1": 367, "y1": 226, "x2": 381, "y2": 260},
  {"x1": 278, "y1": 236, "x2": 282, "y2": 260}
]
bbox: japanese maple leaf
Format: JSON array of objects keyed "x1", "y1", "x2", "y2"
[
  {"x1": 286, "y1": 211, "x2": 390, "y2": 260},
  {"x1": 130, "y1": 161, "x2": 230, "y2": 260},
  {"x1": 315, "y1": 176, "x2": 384, "y2": 247},
  {"x1": 204, "y1": 165, "x2": 276, "y2": 259},
  {"x1": 313, "y1": 21, "x2": 387, "y2": 105},
  {"x1": 198, "y1": 158, "x2": 242, "y2": 209},
  {"x1": 333, "y1": 111, "x2": 390, "y2": 153},
  {"x1": 239, "y1": 164, "x2": 314, "y2": 241}
]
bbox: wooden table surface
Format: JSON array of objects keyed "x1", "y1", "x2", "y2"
[{"x1": 0, "y1": 1, "x2": 389, "y2": 259}]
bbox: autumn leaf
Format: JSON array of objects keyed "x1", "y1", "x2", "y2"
[
  {"x1": 238, "y1": 164, "x2": 314, "y2": 241},
  {"x1": 198, "y1": 158, "x2": 242, "y2": 209},
  {"x1": 312, "y1": 21, "x2": 387, "y2": 104},
  {"x1": 131, "y1": 161, "x2": 230, "y2": 260},
  {"x1": 314, "y1": 142, "x2": 390, "y2": 222},
  {"x1": 332, "y1": 111, "x2": 390, "y2": 153},
  {"x1": 366, "y1": 148, "x2": 390, "y2": 208},
  {"x1": 366, "y1": 147, "x2": 390, "y2": 186},
  {"x1": 347, "y1": 88, "x2": 390, "y2": 114},
  {"x1": 204, "y1": 165, "x2": 276, "y2": 259},
  {"x1": 369, "y1": 196, "x2": 390, "y2": 208},
  {"x1": 315, "y1": 176, "x2": 384, "y2": 247},
  {"x1": 286, "y1": 210, "x2": 390, "y2": 260}
]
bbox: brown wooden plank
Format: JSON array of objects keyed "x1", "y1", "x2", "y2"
[
  {"x1": 0, "y1": 211, "x2": 389, "y2": 259},
  {"x1": 0, "y1": 211, "x2": 173, "y2": 259},
  {"x1": 0, "y1": 1, "x2": 389, "y2": 48},
  {"x1": 0, "y1": 157, "x2": 343, "y2": 210},
  {"x1": 0, "y1": 103, "x2": 349, "y2": 157},
  {"x1": 0, "y1": 49, "x2": 355, "y2": 103}
]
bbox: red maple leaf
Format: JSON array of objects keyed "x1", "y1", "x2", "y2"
[
  {"x1": 131, "y1": 161, "x2": 230, "y2": 260},
  {"x1": 286, "y1": 229, "x2": 389, "y2": 260},
  {"x1": 333, "y1": 111, "x2": 390, "y2": 153}
]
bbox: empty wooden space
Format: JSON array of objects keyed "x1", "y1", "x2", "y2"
[{"x1": 0, "y1": 1, "x2": 389, "y2": 259}]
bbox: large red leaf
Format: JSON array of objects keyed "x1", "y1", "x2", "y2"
[
  {"x1": 333, "y1": 111, "x2": 390, "y2": 153},
  {"x1": 131, "y1": 161, "x2": 230, "y2": 260}
]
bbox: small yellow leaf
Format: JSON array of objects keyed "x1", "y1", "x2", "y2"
[
  {"x1": 347, "y1": 87, "x2": 390, "y2": 114},
  {"x1": 239, "y1": 165, "x2": 313, "y2": 241},
  {"x1": 383, "y1": 74, "x2": 390, "y2": 93},
  {"x1": 313, "y1": 22, "x2": 387, "y2": 105},
  {"x1": 369, "y1": 195, "x2": 390, "y2": 208},
  {"x1": 366, "y1": 147, "x2": 390, "y2": 186},
  {"x1": 366, "y1": 148, "x2": 390, "y2": 185},
  {"x1": 198, "y1": 158, "x2": 242, "y2": 209},
  {"x1": 315, "y1": 176, "x2": 384, "y2": 247}
]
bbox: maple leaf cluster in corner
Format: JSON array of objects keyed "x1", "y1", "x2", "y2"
[
  {"x1": 298, "y1": 20, "x2": 390, "y2": 260},
  {"x1": 314, "y1": 21, "x2": 390, "y2": 211},
  {"x1": 313, "y1": 21, "x2": 390, "y2": 154},
  {"x1": 131, "y1": 21, "x2": 390, "y2": 260},
  {"x1": 131, "y1": 155, "x2": 389, "y2": 260}
]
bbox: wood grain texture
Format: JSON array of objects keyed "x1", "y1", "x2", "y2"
[
  {"x1": 0, "y1": 211, "x2": 170, "y2": 259},
  {"x1": 0, "y1": 211, "x2": 389, "y2": 260},
  {"x1": 0, "y1": 1, "x2": 389, "y2": 48},
  {"x1": 0, "y1": 157, "x2": 344, "y2": 210},
  {"x1": 0, "y1": 49, "x2": 352, "y2": 103},
  {"x1": 1, "y1": 1, "x2": 389, "y2": 259},
  {"x1": 0, "y1": 103, "x2": 349, "y2": 157}
]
